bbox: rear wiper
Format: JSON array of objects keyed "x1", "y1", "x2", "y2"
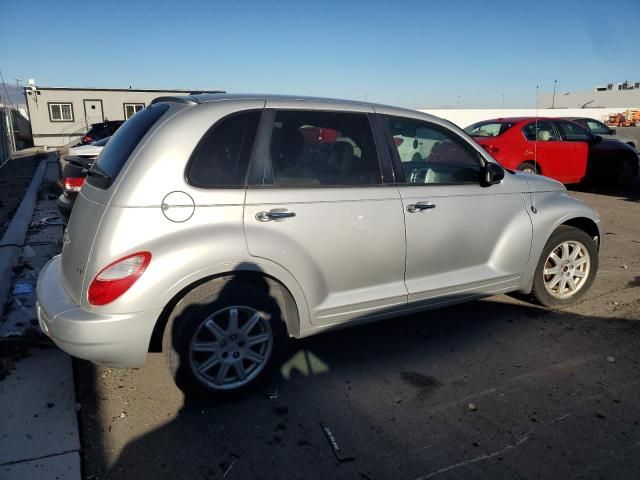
[{"x1": 87, "y1": 165, "x2": 110, "y2": 181}]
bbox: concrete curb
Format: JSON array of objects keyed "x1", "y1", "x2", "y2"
[{"x1": 0, "y1": 157, "x2": 48, "y2": 319}]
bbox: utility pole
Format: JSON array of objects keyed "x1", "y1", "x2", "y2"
[{"x1": 551, "y1": 79, "x2": 558, "y2": 108}]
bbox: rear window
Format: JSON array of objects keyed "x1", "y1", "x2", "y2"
[
  {"x1": 87, "y1": 104, "x2": 169, "y2": 188},
  {"x1": 465, "y1": 122, "x2": 515, "y2": 137}
]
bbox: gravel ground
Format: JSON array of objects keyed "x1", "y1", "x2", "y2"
[{"x1": 75, "y1": 180, "x2": 640, "y2": 480}]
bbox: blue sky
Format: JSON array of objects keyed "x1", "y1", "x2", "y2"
[{"x1": 1, "y1": 0, "x2": 639, "y2": 108}]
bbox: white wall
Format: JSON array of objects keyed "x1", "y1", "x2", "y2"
[{"x1": 417, "y1": 107, "x2": 639, "y2": 129}]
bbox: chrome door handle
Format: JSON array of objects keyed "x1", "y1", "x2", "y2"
[
  {"x1": 256, "y1": 210, "x2": 296, "y2": 222},
  {"x1": 407, "y1": 202, "x2": 436, "y2": 213}
]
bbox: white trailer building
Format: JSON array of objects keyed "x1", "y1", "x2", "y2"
[{"x1": 24, "y1": 84, "x2": 224, "y2": 147}]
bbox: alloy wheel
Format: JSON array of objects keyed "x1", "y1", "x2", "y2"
[
  {"x1": 543, "y1": 240, "x2": 591, "y2": 299},
  {"x1": 188, "y1": 306, "x2": 273, "y2": 390}
]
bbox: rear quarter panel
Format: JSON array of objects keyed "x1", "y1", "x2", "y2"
[{"x1": 80, "y1": 99, "x2": 311, "y2": 332}]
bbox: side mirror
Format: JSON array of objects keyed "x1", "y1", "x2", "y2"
[
  {"x1": 482, "y1": 162, "x2": 504, "y2": 187},
  {"x1": 609, "y1": 128, "x2": 616, "y2": 136}
]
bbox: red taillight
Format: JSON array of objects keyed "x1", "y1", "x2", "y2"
[
  {"x1": 82, "y1": 135, "x2": 93, "y2": 143},
  {"x1": 88, "y1": 252, "x2": 151, "y2": 306},
  {"x1": 481, "y1": 144, "x2": 500, "y2": 155},
  {"x1": 63, "y1": 177, "x2": 85, "y2": 192},
  {"x1": 394, "y1": 137, "x2": 404, "y2": 146}
]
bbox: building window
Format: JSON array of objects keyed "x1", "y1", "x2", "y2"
[
  {"x1": 48, "y1": 103, "x2": 74, "y2": 122},
  {"x1": 124, "y1": 103, "x2": 145, "y2": 119}
]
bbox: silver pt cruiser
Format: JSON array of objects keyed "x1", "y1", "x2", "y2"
[{"x1": 37, "y1": 94, "x2": 601, "y2": 399}]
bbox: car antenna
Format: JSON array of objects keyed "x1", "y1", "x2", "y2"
[{"x1": 532, "y1": 84, "x2": 538, "y2": 214}]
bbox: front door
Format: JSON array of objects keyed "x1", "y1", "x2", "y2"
[
  {"x1": 381, "y1": 114, "x2": 533, "y2": 305},
  {"x1": 83, "y1": 99, "x2": 104, "y2": 127},
  {"x1": 244, "y1": 106, "x2": 407, "y2": 327}
]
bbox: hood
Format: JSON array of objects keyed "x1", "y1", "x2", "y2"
[{"x1": 513, "y1": 171, "x2": 565, "y2": 193}]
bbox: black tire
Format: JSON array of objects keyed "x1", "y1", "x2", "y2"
[
  {"x1": 615, "y1": 158, "x2": 637, "y2": 186},
  {"x1": 517, "y1": 161, "x2": 539, "y2": 175},
  {"x1": 162, "y1": 277, "x2": 288, "y2": 401},
  {"x1": 531, "y1": 226, "x2": 598, "y2": 308}
]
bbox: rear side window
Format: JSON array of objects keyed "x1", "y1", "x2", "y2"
[
  {"x1": 88, "y1": 104, "x2": 169, "y2": 188},
  {"x1": 268, "y1": 110, "x2": 381, "y2": 186},
  {"x1": 465, "y1": 122, "x2": 514, "y2": 137},
  {"x1": 186, "y1": 110, "x2": 261, "y2": 188},
  {"x1": 521, "y1": 120, "x2": 559, "y2": 141}
]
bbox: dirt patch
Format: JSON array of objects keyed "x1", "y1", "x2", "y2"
[
  {"x1": 0, "y1": 152, "x2": 43, "y2": 239},
  {"x1": 0, "y1": 339, "x2": 31, "y2": 381}
]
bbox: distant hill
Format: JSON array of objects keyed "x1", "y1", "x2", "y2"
[{"x1": 0, "y1": 83, "x2": 27, "y2": 109}]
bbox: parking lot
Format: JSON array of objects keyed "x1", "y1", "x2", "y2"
[{"x1": 75, "y1": 180, "x2": 640, "y2": 480}]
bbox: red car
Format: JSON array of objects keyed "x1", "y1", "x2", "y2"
[{"x1": 465, "y1": 117, "x2": 639, "y2": 185}]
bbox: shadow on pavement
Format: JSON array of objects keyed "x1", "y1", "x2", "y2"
[
  {"x1": 568, "y1": 177, "x2": 640, "y2": 204},
  {"x1": 77, "y1": 287, "x2": 640, "y2": 480}
]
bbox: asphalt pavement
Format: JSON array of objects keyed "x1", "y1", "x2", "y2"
[{"x1": 76, "y1": 180, "x2": 640, "y2": 480}]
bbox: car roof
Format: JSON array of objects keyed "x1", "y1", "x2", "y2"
[
  {"x1": 474, "y1": 117, "x2": 557, "y2": 124},
  {"x1": 151, "y1": 92, "x2": 445, "y2": 124}
]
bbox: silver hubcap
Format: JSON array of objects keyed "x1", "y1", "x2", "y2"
[
  {"x1": 189, "y1": 306, "x2": 273, "y2": 390},
  {"x1": 523, "y1": 167, "x2": 536, "y2": 174},
  {"x1": 543, "y1": 240, "x2": 591, "y2": 299}
]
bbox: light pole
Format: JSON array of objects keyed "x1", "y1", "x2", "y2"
[{"x1": 551, "y1": 80, "x2": 558, "y2": 108}]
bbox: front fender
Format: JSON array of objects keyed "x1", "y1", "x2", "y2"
[{"x1": 520, "y1": 191, "x2": 602, "y2": 293}]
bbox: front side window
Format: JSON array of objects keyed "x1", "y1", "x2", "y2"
[
  {"x1": 186, "y1": 110, "x2": 261, "y2": 188},
  {"x1": 556, "y1": 121, "x2": 591, "y2": 142},
  {"x1": 124, "y1": 103, "x2": 145, "y2": 119},
  {"x1": 49, "y1": 102, "x2": 74, "y2": 122},
  {"x1": 522, "y1": 120, "x2": 559, "y2": 142},
  {"x1": 386, "y1": 116, "x2": 482, "y2": 185},
  {"x1": 268, "y1": 110, "x2": 381, "y2": 186}
]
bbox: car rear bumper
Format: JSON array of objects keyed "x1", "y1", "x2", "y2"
[{"x1": 36, "y1": 255, "x2": 161, "y2": 368}]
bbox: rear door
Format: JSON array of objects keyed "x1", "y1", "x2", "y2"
[
  {"x1": 521, "y1": 120, "x2": 575, "y2": 182},
  {"x1": 553, "y1": 120, "x2": 590, "y2": 182},
  {"x1": 243, "y1": 104, "x2": 407, "y2": 327},
  {"x1": 380, "y1": 113, "x2": 532, "y2": 305}
]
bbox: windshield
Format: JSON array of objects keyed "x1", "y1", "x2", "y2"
[{"x1": 465, "y1": 122, "x2": 515, "y2": 137}]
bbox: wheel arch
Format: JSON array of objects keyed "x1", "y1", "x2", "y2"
[
  {"x1": 560, "y1": 216, "x2": 601, "y2": 249},
  {"x1": 520, "y1": 160, "x2": 542, "y2": 174},
  {"x1": 148, "y1": 269, "x2": 302, "y2": 352}
]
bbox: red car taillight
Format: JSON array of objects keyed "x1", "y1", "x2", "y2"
[
  {"x1": 481, "y1": 144, "x2": 500, "y2": 156},
  {"x1": 393, "y1": 137, "x2": 404, "y2": 146},
  {"x1": 88, "y1": 252, "x2": 151, "y2": 306},
  {"x1": 63, "y1": 177, "x2": 85, "y2": 192},
  {"x1": 82, "y1": 135, "x2": 93, "y2": 143}
]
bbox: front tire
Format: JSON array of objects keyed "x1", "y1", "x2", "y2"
[
  {"x1": 531, "y1": 226, "x2": 598, "y2": 307},
  {"x1": 615, "y1": 158, "x2": 637, "y2": 186},
  {"x1": 163, "y1": 278, "x2": 287, "y2": 400}
]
